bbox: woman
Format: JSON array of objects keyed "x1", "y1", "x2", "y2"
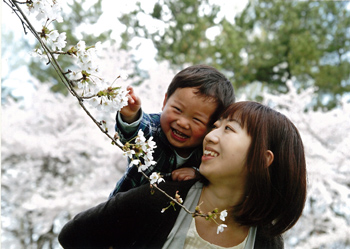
[{"x1": 59, "y1": 101, "x2": 307, "y2": 248}]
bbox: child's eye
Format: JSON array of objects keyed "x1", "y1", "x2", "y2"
[
  {"x1": 173, "y1": 106, "x2": 181, "y2": 112},
  {"x1": 193, "y1": 117, "x2": 205, "y2": 124}
]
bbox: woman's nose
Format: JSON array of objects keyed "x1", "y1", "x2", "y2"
[
  {"x1": 177, "y1": 117, "x2": 190, "y2": 129},
  {"x1": 204, "y1": 129, "x2": 219, "y2": 144}
]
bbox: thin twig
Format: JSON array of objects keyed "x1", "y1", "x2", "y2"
[
  {"x1": 8, "y1": 0, "x2": 123, "y2": 148},
  {"x1": 152, "y1": 182, "x2": 194, "y2": 215},
  {"x1": 6, "y1": 0, "x2": 209, "y2": 219},
  {"x1": 10, "y1": 0, "x2": 76, "y2": 94},
  {"x1": 81, "y1": 95, "x2": 97, "y2": 100}
]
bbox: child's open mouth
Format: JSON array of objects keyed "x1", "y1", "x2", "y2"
[{"x1": 171, "y1": 128, "x2": 189, "y2": 140}]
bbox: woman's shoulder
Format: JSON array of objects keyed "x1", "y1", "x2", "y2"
[
  {"x1": 117, "y1": 179, "x2": 199, "y2": 206},
  {"x1": 144, "y1": 178, "x2": 198, "y2": 198}
]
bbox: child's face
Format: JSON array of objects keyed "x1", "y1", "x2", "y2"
[{"x1": 160, "y1": 87, "x2": 217, "y2": 157}]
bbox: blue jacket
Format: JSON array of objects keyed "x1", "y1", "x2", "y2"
[{"x1": 109, "y1": 111, "x2": 202, "y2": 197}]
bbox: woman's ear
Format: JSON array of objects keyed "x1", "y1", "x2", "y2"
[
  {"x1": 266, "y1": 150, "x2": 274, "y2": 168},
  {"x1": 162, "y1": 93, "x2": 168, "y2": 111}
]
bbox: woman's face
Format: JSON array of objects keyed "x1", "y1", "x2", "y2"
[{"x1": 199, "y1": 117, "x2": 252, "y2": 186}]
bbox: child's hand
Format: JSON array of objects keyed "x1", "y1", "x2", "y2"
[
  {"x1": 171, "y1": 168, "x2": 198, "y2": 181},
  {"x1": 120, "y1": 86, "x2": 142, "y2": 123}
]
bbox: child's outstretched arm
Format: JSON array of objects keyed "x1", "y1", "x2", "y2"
[
  {"x1": 171, "y1": 167, "x2": 198, "y2": 181},
  {"x1": 120, "y1": 86, "x2": 142, "y2": 123}
]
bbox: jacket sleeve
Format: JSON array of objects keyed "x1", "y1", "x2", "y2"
[
  {"x1": 59, "y1": 180, "x2": 197, "y2": 249},
  {"x1": 115, "y1": 110, "x2": 159, "y2": 143},
  {"x1": 115, "y1": 110, "x2": 143, "y2": 143},
  {"x1": 109, "y1": 111, "x2": 160, "y2": 198}
]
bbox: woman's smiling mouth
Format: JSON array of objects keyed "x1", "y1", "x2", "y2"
[{"x1": 204, "y1": 149, "x2": 219, "y2": 157}]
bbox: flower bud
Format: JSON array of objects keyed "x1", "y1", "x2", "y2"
[{"x1": 114, "y1": 133, "x2": 120, "y2": 140}]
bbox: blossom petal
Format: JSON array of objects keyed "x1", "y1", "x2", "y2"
[
  {"x1": 220, "y1": 210, "x2": 228, "y2": 221},
  {"x1": 217, "y1": 224, "x2": 227, "y2": 234}
]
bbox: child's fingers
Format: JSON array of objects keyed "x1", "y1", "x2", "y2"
[
  {"x1": 126, "y1": 85, "x2": 134, "y2": 92},
  {"x1": 126, "y1": 86, "x2": 141, "y2": 106},
  {"x1": 171, "y1": 171, "x2": 180, "y2": 181},
  {"x1": 171, "y1": 169, "x2": 196, "y2": 181},
  {"x1": 127, "y1": 94, "x2": 135, "y2": 104},
  {"x1": 183, "y1": 176, "x2": 192, "y2": 181},
  {"x1": 127, "y1": 86, "x2": 137, "y2": 98}
]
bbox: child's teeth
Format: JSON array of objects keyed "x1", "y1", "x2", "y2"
[{"x1": 174, "y1": 129, "x2": 188, "y2": 138}]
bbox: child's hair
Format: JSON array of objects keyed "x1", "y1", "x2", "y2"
[
  {"x1": 166, "y1": 65, "x2": 235, "y2": 124},
  {"x1": 221, "y1": 101, "x2": 307, "y2": 237}
]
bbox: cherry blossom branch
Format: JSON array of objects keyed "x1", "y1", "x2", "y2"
[
  {"x1": 7, "y1": 0, "x2": 125, "y2": 150},
  {"x1": 4, "y1": 1, "x2": 29, "y2": 34},
  {"x1": 9, "y1": 0, "x2": 75, "y2": 94},
  {"x1": 6, "y1": 0, "x2": 228, "y2": 233}
]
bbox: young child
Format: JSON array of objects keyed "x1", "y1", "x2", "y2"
[{"x1": 109, "y1": 65, "x2": 235, "y2": 198}]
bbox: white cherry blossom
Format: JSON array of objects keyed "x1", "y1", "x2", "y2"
[
  {"x1": 47, "y1": 2, "x2": 63, "y2": 22},
  {"x1": 76, "y1": 40, "x2": 86, "y2": 55},
  {"x1": 217, "y1": 224, "x2": 227, "y2": 234},
  {"x1": 123, "y1": 149, "x2": 135, "y2": 159},
  {"x1": 149, "y1": 172, "x2": 165, "y2": 184},
  {"x1": 138, "y1": 164, "x2": 149, "y2": 172},
  {"x1": 220, "y1": 210, "x2": 228, "y2": 221},
  {"x1": 48, "y1": 30, "x2": 59, "y2": 41},
  {"x1": 54, "y1": 32, "x2": 67, "y2": 50},
  {"x1": 30, "y1": 48, "x2": 47, "y2": 62},
  {"x1": 129, "y1": 159, "x2": 140, "y2": 168}
]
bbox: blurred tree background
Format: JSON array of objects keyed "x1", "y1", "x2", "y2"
[
  {"x1": 29, "y1": 0, "x2": 112, "y2": 94},
  {"x1": 2, "y1": 0, "x2": 112, "y2": 97},
  {"x1": 119, "y1": 0, "x2": 350, "y2": 110},
  {"x1": 4, "y1": 0, "x2": 349, "y2": 108},
  {"x1": 2, "y1": 1, "x2": 350, "y2": 248}
]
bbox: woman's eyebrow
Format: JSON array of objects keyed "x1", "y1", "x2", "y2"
[{"x1": 228, "y1": 118, "x2": 242, "y2": 127}]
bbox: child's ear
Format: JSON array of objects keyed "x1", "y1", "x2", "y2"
[
  {"x1": 162, "y1": 93, "x2": 168, "y2": 111},
  {"x1": 266, "y1": 150, "x2": 274, "y2": 168}
]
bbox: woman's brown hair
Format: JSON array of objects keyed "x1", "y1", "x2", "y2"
[{"x1": 221, "y1": 101, "x2": 307, "y2": 237}]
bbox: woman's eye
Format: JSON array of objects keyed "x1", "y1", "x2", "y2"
[
  {"x1": 225, "y1": 126, "x2": 234, "y2": 131},
  {"x1": 211, "y1": 121, "x2": 220, "y2": 129},
  {"x1": 211, "y1": 124, "x2": 218, "y2": 130}
]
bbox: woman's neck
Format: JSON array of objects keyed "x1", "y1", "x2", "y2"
[
  {"x1": 200, "y1": 182, "x2": 245, "y2": 214},
  {"x1": 195, "y1": 185, "x2": 249, "y2": 247}
]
